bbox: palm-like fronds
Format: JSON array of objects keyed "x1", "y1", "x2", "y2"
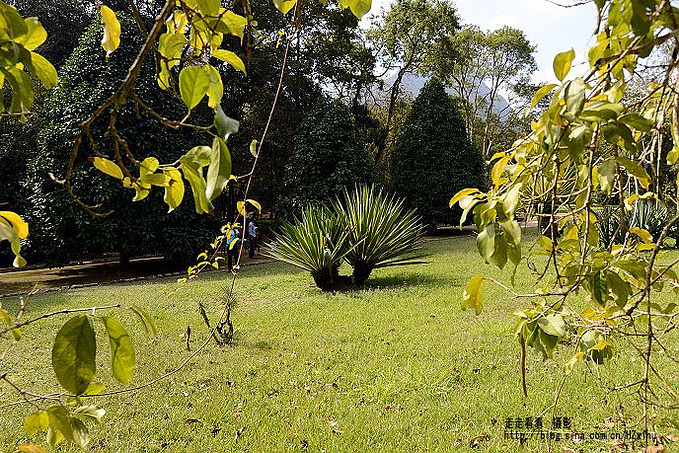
[
  {"x1": 334, "y1": 185, "x2": 425, "y2": 285},
  {"x1": 264, "y1": 205, "x2": 349, "y2": 290}
]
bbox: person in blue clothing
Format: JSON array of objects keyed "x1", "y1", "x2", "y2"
[{"x1": 247, "y1": 219, "x2": 258, "y2": 258}]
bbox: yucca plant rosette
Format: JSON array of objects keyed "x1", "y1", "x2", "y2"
[
  {"x1": 264, "y1": 205, "x2": 351, "y2": 291},
  {"x1": 334, "y1": 185, "x2": 426, "y2": 286}
]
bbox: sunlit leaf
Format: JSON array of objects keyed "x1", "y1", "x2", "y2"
[
  {"x1": 101, "y1": 317, "x2": 135, "y2": 385},
  {"x1": 51, "y1": 315, "x2": 96, "y2": 395},
  {"x1": 99, "y1": 5, "x2": 121, "y2": 59},
  {"x1": 462, "y1": 274, "x2": 484, "y2": 315},
  {"x1": 553, "y1": 49, "x2": 575, "y2": 81}
]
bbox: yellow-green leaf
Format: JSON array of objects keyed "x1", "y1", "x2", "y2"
[
  {"x1": 163, "y1": 169, "x2": 185, "y2": 212},
  {"x1": 212, "y1": 49, "x2": 246, "y2": 74},
  {"x1": 530, "y1": 83, "x2": 557, "y2": 109},
  {"x1": 28, "y1": 52, "x2": 57, "y2": 88},
  {"x1": 179, "y1": 66, "x2": 211, "y2": 111},
  {"x1": 101, "y1": 317, "x2": 135, "y2": 385},
  {"x1": 51, "y1": 315, "x2": 96, "y2": 395},
  {"x1": 99, "y1": 5, "x2": 121, "y2": 58},
  {"x1": 462, "y1": 274, "x2": 484, "y2": 315},
  {"x1": 272, "y1": 0, "x2": 297, "y2": 14},
  {"x1": 91, "y1": 157, "x2": 124, "y2": 180},
  {"x1": 204, "y1": 64, "x2": 223, "y2": 109},
  {"x1": 449, "y1": 188, "x2": 480, "y2": 208},
  {"x1": 553, "y1": 49, "x2": 575, "y2": 81},
  {"x1": 0, "y1": 211, "x2": 28, "y2": 239}
]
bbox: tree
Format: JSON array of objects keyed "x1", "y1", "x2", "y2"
[
  {"x1": 280, "y1": 99, "x2": 377, "y2": 211},
  {"x1": 24, "y1": 16, "x2": 221, "y2": 266},
  {"x1": 450, "y1": 0, "x2": 679, "y2": 436},
  {"x1": 425, "y1": 25, "x2": 537, "y2": 158},
  {"x1": 391, "y1": 77, "x2": 485, "y2": 229},
  {"x1": 367, "y1": 0, "x2": 460, "y2": 166}
]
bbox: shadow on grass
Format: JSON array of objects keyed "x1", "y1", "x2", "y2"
[{"x1": 362, "y1": 271, "x2": 463, "y2": 291}]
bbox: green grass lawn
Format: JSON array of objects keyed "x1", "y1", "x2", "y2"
[{"x1": 1, "y1": 233, "x2": 679, "y2": 452}]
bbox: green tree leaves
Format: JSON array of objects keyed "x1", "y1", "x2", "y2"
[{"x1": 52, "y1": 315, "x2": 96, "y2": 395}]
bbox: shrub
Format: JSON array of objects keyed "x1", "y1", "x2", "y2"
[
  {"x1": 264, "y1": 205, "x2": 350, "y2": 291},
  {"x1": 391, "y1": 77, "x2": 486, "y2": 230},
  {"x1": 280, "y1": 99, "x2": 376, "y2": 214},
  {"x1": 266, "y1": 184, "x2": 425, "y2": 290},
  {"x1": 333, "y1": 185, "x2": 425, "y2": 285},
  {"x1": 23, "y1": 16, "x2": 220, "y2": 266},
  {"x1": 596, "y1": 200, "x2": 671, "y2": 248}
]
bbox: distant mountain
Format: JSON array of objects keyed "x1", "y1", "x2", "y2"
[{"x1": 385, "y1": 72, "x2": 510, "y2": 119}]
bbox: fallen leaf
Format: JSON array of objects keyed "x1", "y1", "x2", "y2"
[
  {"x1": 643, "y1": 445, "x2": 665, "y2": 453},
  {"x1": 470, "y1": 433, "x2": 490, "y2": 448},
  {"x1": 563, "y1": 447, "x2": 577, "y2": 453},
  {"x1": 234, "y1": 426, "x2": 247, "y2": 443}
]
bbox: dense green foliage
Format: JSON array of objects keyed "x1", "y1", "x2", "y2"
[
  {"x1": 391, "y1": 78, "x2": 486, "y2": 229},
  {"x1": 23, "y1": 17, "x2": 220, "y2": 266},
  {"x1": 280, "y1": 99, "x2": 376, "y2": 212}
]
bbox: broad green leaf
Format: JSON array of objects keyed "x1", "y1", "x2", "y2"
[
  {"x1": 553, "y1": 49, "x2": 575, "y2": 81},
  {"x1": 24, "y1": 410, "x2": 48, "y2": 435},
  {"x1": 462, "y1": 274, "x2": 484, "y2": 315},
  {"x1": 273, "y1": 0, "x2": 297, "y2": 14},
  {"x1": 591, "y1": 270, "x2": 607, "y2": 305},
  {"x1": 477, "y1": 223, "x2": 495, "y2": 263},
  {"x1": 449, "y1": 188, "x2": 480, "y2": 208},
  {"x1": 0, "y1": 3, "x2": 28, "y2": 38},
  {"x1": 99, "y1": 5, "x2": 121, "y2": 59},
  {"x1": 101, "y1": 317, "x2": 135, "y2": 385},
  {"x1": 28, "y1": 52, "x2": 57, "y2": 88},
  {"x1": 488, "y1": 230, "x2": 507, "y2": 270},
  {"x1": 212, "y1": 49, "x2": 246, "y2": 74},
  {"x1": 179, "y1": 156, "x2": 214, "y2": 214},
  {"x1": 203, "y1": 64, "x2": 223, "y2": 109},
  {"x1": 214, "y1": 104, "x2": 239, "y2": 139},
  {"x1": 46, "y1": 405, "x2": 74, "y2": 444},
  {"x1": 530, "y1": 83, "x2": 557, "y2": 109},
  {"x1": 597, "y1": 159, "x2": 616, "y2": 195},
  {"x1": 205, "y1": 137, "x2": 232, "y2": 200},
  {"x1": 344, "y1": 0, "x2": 372, "y2": 18},
  {"x1": 629, "y1": 227, "x2": 653, "y2": 243},
  {"x1": 619, "y1": 112, "x2": 654, "y2": 132},
  {"x1": 218, "y1": 10, "x2": 247, "y2": 39},
  {"x1": 51, "y1": 314, "x2": 96, "y2": 395},
  {"x1": 616, "y1": 156, "x2": 650, "y2": 188},
  {"x1": 91, "y1": 157, "x2": 124, "y2": 180},
  {"x1": 502, "y1": 184, "x2": 522, "y2": 217},
  {"x1": 179, "y1": 66, "x2": 211, "y2": 111},
  {"x1": 16, "y1": 17, "x2": 47, "y2": 50},
  {"x1": 71, "y1": 418, "x2": 90, "y2": 448},
  {"x1": 606, "y1": 271, "x2": 630, "y2": 308},
  {"x1": 537, "y1": 314, "x2": 565, "y2": 337},
  {"x1": 246, "y1": 199, "x2": 262, "y2": 212},
  {"x1": 163, "y1": 168, "x2": 185, "y2": 212},
  {"x1": 565, "y1": 77, "x2": 585, "y2": 115},
  {"x1": 5, "y1": 67, "x2": 34, "y2": 113},
  {"x1": 196, "y1": 0, "x2": 220, "y2": 16},
  {"x1": 128, "y1": 305, "x2": 158, "y2": 337}
]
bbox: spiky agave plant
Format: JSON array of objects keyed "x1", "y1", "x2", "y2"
[
  {"x1": 264, "y1": 205, "x2": 350, "y2": 291},
  {"x1": 334, "y1": 185, "x2": 425, "y2": 286}
]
